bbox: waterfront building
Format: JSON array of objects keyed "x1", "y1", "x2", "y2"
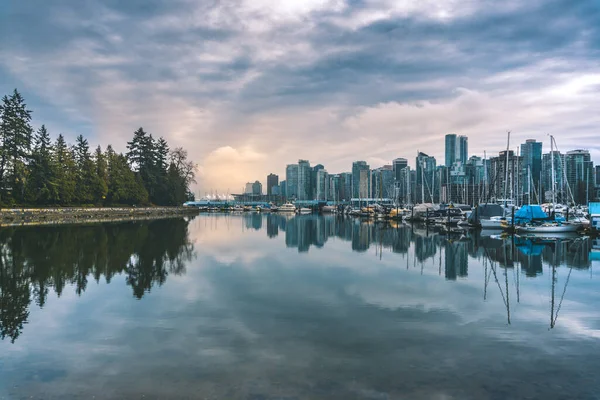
[
  {"x1": 341, "y1": 172, "x2": 352, "y2": 201},
  {"x1": 298, "y1": 159, "x2": 312, "y2": 200},
  {"x1": 280, "y1": 180, "x2": 286, "y2": 198},
  {"x1": 565, "y1": 149, "x2": 594, "y2": 205},
  {"x1": 416, "y1": 152, "x2": 436, "y2": 203},
  {"x1": 489, "y1": 150, "x2": 522, "y2": 204},
  {"x1": 267, "y1": 173, "x2": 279, "y2": 196},
  {"x1": 245, "y1": 182, "x2": 254, "y2": 194},
  {"x1": 520, "y1": 139, "x2": 542, "y2": 204},
  {"x1": 286, "y1": 164, "x2": 299, "y2": 199},
  {"x1": 371, "y1": 165, "x2": 394, "y2": 199},
  {"x1": 352, "y1": 161, "x2": 371, "y2": 199},
  {"x1": 316, "y1": 169, "x2": 329, "y2": 201},
  {"x1": 445, "y1": 134, "x2": 468, "y2": 167},
  {"x1": 252, "y1": 180, "x2": 262, "y2": 195},
  {"x1": 542, "y1": 152, "x2": 566, "y2": 203}
]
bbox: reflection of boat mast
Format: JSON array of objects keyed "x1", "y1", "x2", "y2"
[
  {"x1": 550, "y1": 240, "x2": 576, "y2": 329},
  {"x1": 484, "y1": 247, "x2": 511, "y2": 324}
]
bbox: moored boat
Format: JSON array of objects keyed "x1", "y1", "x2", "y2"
[{"x1": 279, "y1": 203, "x2": 296, "y2": 212}]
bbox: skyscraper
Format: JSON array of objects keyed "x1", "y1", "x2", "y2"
[
  {"x1": 352, "y1": 161, "x2": 370, "y2": 199},
  {"x1": 520, "y1": 139, "x2": 542, "y2": 203},
  {"x1": 297, "y1": 159, "x2": 312, "y2": 200},
  {"x1": 445, "y1": 134, "x2": 457, "y2": 167},
  {"x1": 252, "y1": 180, "x2": 262, "y2": 195},
  {"x1": 340, "y1": 172, "x2": 352, "y2": 201},
  {"x1": 393, "y1": 158, "x2": 408, "y2": 182},
  {"x1": 445, "y1": 134, "x2": 468, "y2": 167},
  {"x1": 542, "y1": 151, "x2": 566, "y2": 202},
  {"x1": 266, "y1": 173, "x2": 279, "y2": 196},
  {"x1": 285, "y1": 164, "x2": 298, "y2": 199},
  {"x1": 566, "y1": 149, "x2": 593, "y2": 204},
  {"x1": 245, "y1": 182, "x2": 253, "y2": 194},
  {"x1": 372, "y1": 165, "x2": 394, "y2": 199},
  {"x1": 416, "y1": 152, "x2": 436, "y2": 203},
  {"x1": 458, "y1": 135, "x2": 468, "y2": 164},
  {"x1": 316, "y1": 169, "x2": 329, "y2": 200}
]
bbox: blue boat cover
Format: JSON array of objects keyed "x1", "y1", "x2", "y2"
[
  {"x1": 589, "y1": 202, "x2": 600, "y2": 216},
  {"x1": 514, "y1": 205, "x2": 549, "y2": 223}
]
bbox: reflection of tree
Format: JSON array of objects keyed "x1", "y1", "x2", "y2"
[{"x1": 0, "y1": 218, "x2": 195, "y2": 342}]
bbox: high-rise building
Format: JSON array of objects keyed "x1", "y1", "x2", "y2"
[
  {"x1": 372, "y1": 165, "x2": 394, "y2": 199},
  {"x1": 266, "y1": 173, "x2": 279, "y2": 196},
  {"x1": 489, "y1": 150, "x2": 522, "y2": 203},
  {"x1": 280, "y1": 180, "x2": 286, "y2": 198},
  {"x1": 340, "y1": 172, "x2": 352, "y2": 201},
  {"x1": 316, "y1": 169, "x2": 329, "y2": 200},
  {"x1": 565, "y1": 149, "x2": 593, "y2": 204},
  {"x1": 595, "y1": 165, "x2": 600, "y2": 187},
  {"x1": 416, "y1": 152, "x2": 436, "y2": 203},
  {"x1": 445, "y1": 134, "x2": 457, "y2": 167},
  {"x1": 393, "y1": 158, "x2": 408, "y2": 182},
  {"x1": 285, "y1": 164, "x2": 299, "y2": 199},
  {"x1": 445, "y1": 134, "x2": 468, "y2": 167},
  {"x1": 542, "y1": 151, "x2": 566, "y2": 203},
  {"x1": 520, "y1": 139, "x2": 542, "y2": 204},
  {"x1": 245, "y1": 182, "x2": 253, "y2": 194},
  {"x1": 297, "y1": 159, "x2": 312, "y2": 200},
  {"x1": 252, "y1": 180, "x2": 262, "y2": 195},
  {"x1": 458, "y1": 135, "x2": 468, "y2": 164},
  {"x1": 312, "y1": 164, "x2": 324, "y2": 199},
  {"x1": 352, "y1": 161, "x2": 370, "y2": 199},
  {"x1": 329, "y1": 174, "x2": 341, "y2": 201}
]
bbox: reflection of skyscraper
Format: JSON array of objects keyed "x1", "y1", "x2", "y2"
[
  {"x1": 266, "y1": 215, "x2": 279, "y2": 238},
  {"x1": 444, "y1": 241, "x2": 468, "y2": 280},
  {"x1": 351, "y1": 222, "x2": 371, "y2": 252}
]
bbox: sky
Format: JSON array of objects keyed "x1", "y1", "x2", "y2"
[{"x1": 1, "y1": 0, "x2": 599, "y2": 194}]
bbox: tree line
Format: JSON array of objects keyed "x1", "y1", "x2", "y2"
[{"x1": 0, "y1": 89, "x2": 196, "y2": 206}]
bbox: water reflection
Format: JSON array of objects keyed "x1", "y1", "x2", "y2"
[{"x1": 0, "y1": 218, "x2": 194, "y2": 343}]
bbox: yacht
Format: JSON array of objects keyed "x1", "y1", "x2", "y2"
[
  {"x1": 279, "y1": 203, "x2": 296, "y2": 212},
  {"x1": 480, "y1": 216, "x2": 510, "y2": 229},
  {"x1": 298, "y1": 207, "x2": 312, "y2": 214}
]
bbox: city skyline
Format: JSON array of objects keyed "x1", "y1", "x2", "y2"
[
  {"x1": 232, "y1": 134, "x2": 595, "y2": 195},
  {"x1": 2, "y1": 1, "x2": 599, "y2": 193}
]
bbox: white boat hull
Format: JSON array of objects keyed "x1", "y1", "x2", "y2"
[
  {"x1": 516, "y1": 223, "x2": 581, "y2": 233},
  {"x1": 480, "y1": 219, "x2": 505, "y2": 229}
]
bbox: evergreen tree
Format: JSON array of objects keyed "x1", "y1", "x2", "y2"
[
  {"x1": 25, "y1": 125, "x2": 58, "y2": 204},
  {"x1": 94, "y1": 145, "x2": 108, "y2": 203},
  {"x1": 54, "y1": 134, "x2": 76, "y2": 204},
  {"x1": 0, "y1": 89, "x2": 33, "y2": 203}
]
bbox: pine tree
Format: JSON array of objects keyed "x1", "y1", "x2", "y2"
[
  {"x1": 25, "y1": 125, "x2": 58, "y2": 204},
  {"x1": 0, "y1": 89, "x2": 33, "y2": 203},
  {"x1": 94, "y1": 146, "x2": 108, "y2": 203},
  {"x1": 54, "y1": 134, "x2": 76, "y2": 204}
]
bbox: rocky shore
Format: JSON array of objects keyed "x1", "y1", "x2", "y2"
[{"x1": 0, "y1": 206, "x2": 200, "y2": 227}]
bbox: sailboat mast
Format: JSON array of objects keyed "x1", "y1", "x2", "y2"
[
  {"x1": 551, "y1": 134, "x2": 556, "y2": 207},
  {"x1": 503, "y1": 131, "x2": 511, "y2": 208}
]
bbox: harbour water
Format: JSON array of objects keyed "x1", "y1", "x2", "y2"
[{"x1": 1, "y1": 214, "x2": 599, "y2": 399}]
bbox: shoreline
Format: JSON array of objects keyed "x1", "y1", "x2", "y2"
[{"x1": 0, "y1": 206, "x2": 200, "y2": 227}]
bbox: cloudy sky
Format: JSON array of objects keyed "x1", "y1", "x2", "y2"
[{"x1": 1, "y1": 0, "x2": 599, "y2": 193}]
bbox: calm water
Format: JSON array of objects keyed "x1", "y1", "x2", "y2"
[{"x1": 1, "y1": 215, "x2": 600, "y2": 400}]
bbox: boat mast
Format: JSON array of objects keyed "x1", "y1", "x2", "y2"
[
  {"x1": 527, "y1": 165, "x2": 531, "y2": 205},
  {"x1": 503, "y1": 131, "x2": 511, "y2": 210},
  {"x1": 550, "y1": 134, "x2": 556, "y2": 208}
]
